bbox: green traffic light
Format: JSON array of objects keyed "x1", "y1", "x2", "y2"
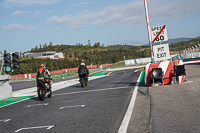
[{"x1": 5, "y1": 66, "x2": 12, "y2": 72}]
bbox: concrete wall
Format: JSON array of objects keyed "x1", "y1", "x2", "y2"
[{"x1": 0, "y1": 75, "x2": 12, "y2": 100}]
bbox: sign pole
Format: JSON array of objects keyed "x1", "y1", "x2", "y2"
[{"x1": 144, "y1": 0, "x2": 154, "y2": 63}]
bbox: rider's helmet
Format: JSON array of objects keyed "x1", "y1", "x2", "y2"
[
  {"x1": 40, "y1": 64, "x2": 46, "y2": 68},
  {"x1": 81, "y1": 63, "x2": 85, "y2": 66}
]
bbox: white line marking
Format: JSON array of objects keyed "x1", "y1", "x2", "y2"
[
  {"x1": 0, "y1": 119, "x2": 11, "y2": 122},
  {"x1": 53, "y1": 86, "x2": 133, "y2": 96},
  {"x1": 12, "y1": 76, "x2": 105, "y2": 97},
  {"x1": 51, "y1": 100, "x2": 77, "y2": 104},
  {"x1": 15, "y1": 125, "x2": 54, "y2": 132},
  {"x1": 27, "y1": 103, "x2": 48, "y2": 108},
  {"x1": 60, "y1": 105, "x2": 85, "y2": 110},
  {"x1": 118, "y1": 72, "x2": 143, "y2": 133}
]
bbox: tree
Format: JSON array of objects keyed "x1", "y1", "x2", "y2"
[
  {"x1": 19, "y1": 63, "x2": 31, "y2": 74},
  {"x1": 35, "y1": 45, "x2": 38, "y2": 50},
  {"x1": 94, "y1": 42, "x2": 100, "y2": 48},
  {"x1": 88, "y1": 40, "x2": 91, "y2": 47},
  {"x1": 112, "y1": 54, "x2": 118, "y2": 63},
  {"x1": 49, "y1": 41, "x2": 53, "y2": 46},
  {"x1": 84, "y1": 51, "x2": 90, "y2": 58},
  {"x1": 119, "y1": 46, "x2": 124, "y2": 52},
  {"x1": 69, "y1": 51, "x2": 73, "y2": 58},
  {"x1": 74, "y1": 52, "x2": 79, "y2": 58},
  {"x1": 125, "y1": 46, "x2": 129, "y2": 52}
]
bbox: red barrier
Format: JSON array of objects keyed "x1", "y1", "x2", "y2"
[
  {"x1": 11, "y1": 63, "x2": 112, "y2": 79},
  {"x1": 145, "y1": 60, "x2": 183, "y2": 86}
]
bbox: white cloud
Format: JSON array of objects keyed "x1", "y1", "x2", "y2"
[
  {"x1": 93, "y1": 1, "x2": 144, "y2": 27},
  {"x1": 2, "y1": 24, "x2": 25, "y2": 32},
  {"x1": 1, "y1": 0, "x2": 60, "y2": 8},
  {"x1": 47, "y1": 10, "x2": 96, "y2": 29},
  {"x1": 10, "y1": 10, "x2": 30, "y2": 16},
  {"x1": 46, "y1": 0, "x2": 200, "y2": 29},
  {"x1": 148, "y1": 0, "x2": 200, "y2": 21},
  {"x1": 27, "y1": 26, "x2": 36, "y2": 31},
  {"x1": 2, "y1": 23, "x2": 36, "y2": 32},
  {"x1": 68, "y1": 2, "x2": 90, "y2": 6}
]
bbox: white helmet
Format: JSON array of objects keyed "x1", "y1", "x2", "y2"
[{"x1": 81, "y1": 63, "x2": 85, "y2": 66}]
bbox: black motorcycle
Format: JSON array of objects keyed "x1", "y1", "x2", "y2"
[
  {"x1": 79, "y1": 72, "x2": 88, "y2": 87},
  {"x1": 37, "y1": 77, "x2": 52, "y2": 101}
]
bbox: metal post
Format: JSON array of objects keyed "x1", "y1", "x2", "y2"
[
  {"x1": 0, "y1": 51, "x2": 4, "y2": 75},
  {"x1": 190, "y1": 48, "x2": 192, "y2": 58},
  {"x1": 195, "y1": 45, "x2": 198, "y2": 57},
  {"x1": 183, "y1": 50, "x2": 185, "y2": 59},
  {"x1": 144, "y1": 0, "x2": 154, "y2": 63},
  {"x1": 185, "y1": 49, "x2": 187, "y2": 58},
  {"x1": 192, "y1": 47, "x2": 195, "y2": 58},
  {"x1": 0, "y1": 59, "x2": 4, "y2": 75}
]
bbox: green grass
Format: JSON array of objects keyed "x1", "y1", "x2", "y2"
[
  {"x1": 0, "y1": 95, "x2": 36, "y2": 108},
  {"x1": 90, "y1": 71, "x2": 111, "y2": 76},
  {"x1": 139, "y1": 71, "x2": 145, "y2": 86}
]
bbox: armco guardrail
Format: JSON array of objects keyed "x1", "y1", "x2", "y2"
[
  {"x1": 182, "y1": 44, "x2": 200, "y2": 59},
  {"x1": 125, "y1": 59, "x2": 136, "y2": 66},
  {"x1": 135, "y1": 57, "x2": 151, "y2": 64}
]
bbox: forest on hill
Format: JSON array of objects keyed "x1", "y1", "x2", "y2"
[{"x1": 10, "y1": 37, "x2": 200, "y2": 75}]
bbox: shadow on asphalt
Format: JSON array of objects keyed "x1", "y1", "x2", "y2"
[
  {"x1": 30, "y1": 96, "x2": 41, "y2": 101},
  {"x1": 111, "y1": 82, "x2": 137, "y2": 87}
]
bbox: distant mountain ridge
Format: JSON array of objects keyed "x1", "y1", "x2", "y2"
[
  {"x1": 168, "y1": 37, "x2": 193, "y2": 45},
  {"x1": 195, "y1": 36, "x2": 200, "y2": 39},
  {"x1": 142, "y1": 36, "x2": 199, "y2": 46}
]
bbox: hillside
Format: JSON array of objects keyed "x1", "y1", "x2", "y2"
[
  {"x1": 142, "y1": 37, "x2": 194, "y2": 46},
  {"x1": 8, "y1": 37, "x2": 199, "y2": 75}
]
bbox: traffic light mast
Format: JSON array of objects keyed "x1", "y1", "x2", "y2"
[
  {"x1": 1, "y1": 50, "x2": 20, "y2": 75},
  {"x1": 12, "y1": 52, "x2": 20, "y2": 72},
  {"x1": 3, "y1": 50, "x2": 12, "y2": 74},
  {"x1": 0, "y1": 51, "x2": 4, "y2": 75}
]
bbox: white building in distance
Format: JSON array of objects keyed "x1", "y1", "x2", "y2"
[{"x1": 24, "y1": 51, "x2": 64, "y2": 59}]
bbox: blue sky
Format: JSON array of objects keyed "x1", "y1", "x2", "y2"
[{"x1": 0, "y1": 0, "x2": 200, "y2": 53}]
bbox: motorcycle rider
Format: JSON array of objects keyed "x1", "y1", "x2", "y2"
[
  {"x1": 36, "y1": 64, "x2": 52, "y2": 90},
  {"x1": 78, "y1": 63, "x2": 89, "y2": 82}
]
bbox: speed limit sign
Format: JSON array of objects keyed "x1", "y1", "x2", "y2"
[{"x1": 151, "y1": 25, "x2": 168, "y2": 43}]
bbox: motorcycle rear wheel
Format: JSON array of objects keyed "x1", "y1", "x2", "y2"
[
  {"x1": 38, "y1": 87, "x2": 46, "y2": 101},
  {"x1": 80, "y1": 78, "x2": 85, "y2": 87}
]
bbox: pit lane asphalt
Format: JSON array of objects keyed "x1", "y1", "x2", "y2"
[
  {"x1": 6, "y1": 64, "x2": 199, "y2": 133},
  {"x1": 0, "y1": 69, "x2": 141, "y2": 133},
  {"x1": 127, "y1": 64, "x2": 200, "y2": 133}
]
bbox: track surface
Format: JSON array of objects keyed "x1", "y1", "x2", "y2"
[{"x1": 0, "y1": 69, "x2": 140, "y2": 133}]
